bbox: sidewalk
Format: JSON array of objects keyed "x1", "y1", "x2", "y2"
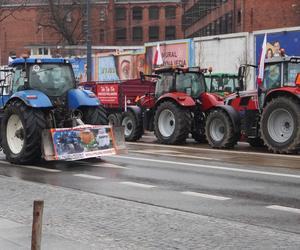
[
  {"x1": 0, "y1": 217, "x2": 89, "y2": 250},
  {"x1": 0, "y1": 175, "x2": 300, "y2": 249}
]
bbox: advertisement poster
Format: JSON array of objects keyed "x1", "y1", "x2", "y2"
[
  {"x1": 145, "y1": 39, "x2": 194, "y2": 74},
  {"x1": 96, "y1": 84, "x2": 119, "y2": 105},
  {"x1": 71, "y1": 57, "x2": 95, "y2": 82},
  {"x1": 94, "y1": 53, "x2": 145, "y2": 81},
  {"x1": 255, "y1": 30, "x2": 300, "y2": 63},
  {"x1": 51, "y1": 125, "x2": 116, "y2": 160},
  {"x1": 96, "y1": 56, "x2": 120, "y2": 81}
]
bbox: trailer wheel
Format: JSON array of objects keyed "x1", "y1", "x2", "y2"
[
  {"x1": 108, "y1": 113, "x2": 122, "y2": 126},
  {"x1": 81, "y1": 106, "x2": 108, "y2": 125},
  {"x1": 1, "y1": 100, "x2": 46, "y2": 164},
  {"x1": 121, "y1": 111, "x2": 143, "y2": 141},
  {"x1": 154, "y1": 101, "x2": 191, "y2": 144},
  {"x1": 261, "y1": 97, "x2": 300, "y2": 153},
  {"x1": 205, "y1": 109, "x2": 238, "y2": 148}
]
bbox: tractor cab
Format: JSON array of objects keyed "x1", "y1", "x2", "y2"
[
  {"x1": 262, "y1": 56, "x2": 300, "y2": 90},
  {"x1": 9, "y1": 58, "x2": 75, "y2": 98},
  {"x1": 153, "y1": 67, "x2": 206, "y2": 99}
]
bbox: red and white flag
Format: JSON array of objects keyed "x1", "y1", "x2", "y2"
[
  {"x1": 153, "y1": 43, "x2": 163, "y2": 66},
  {"x1": 257, "y1": 34, "x2": 267, "y2": 86}
]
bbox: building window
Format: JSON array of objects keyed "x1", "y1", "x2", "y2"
[
  {"x1": 116, "y1": 28, "x2": 127, "y2": 40},
  {"x1": 165, "y1": 26, "x2": 176, "y2": 40},
  {"x1": 149, "y1": 6, "x2": 159, "y2": 20},
  {"x1": 132, "y1": 7, "x2": 143, "y2": 20},
  {"x1": 237, "y1": 10, "x2": 242, "y2": 24},
  {"x1": 66, "y1": 12, "x2": 72, "y2": 22},
  {"x1": 100, "y1": 29, "x2": 105, "y2": 42},
  {"x1": 149, "y1": 26, "x2": 159, "y2": 40},
  {"x1": 165, "y1": 6, "x2": 176, "y2": 19},
  {"x1": 99, "y1": 9, "x2": 106, "y2": 21},
  {"x1": 116, "y1": 7, "x2": 126, "y2": 20},
  {"x1": 132, "y1": 27, "x2": 143, "y2": 41}
]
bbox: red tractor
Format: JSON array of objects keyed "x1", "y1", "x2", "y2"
[
  {"x1": 121, "y1": 66, "x2": 224, "y2": 144},
  {"x1": 205, "y1": 56, "x2": 300, "y2": 153}
]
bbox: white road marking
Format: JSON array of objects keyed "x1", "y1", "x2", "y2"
[
  {"x1": 73, "y1": 174, "x2": 105, "y2": 180},
  {"x1": 21, "y1": 166, "x2": 62, "y2": 173},
  {"x1": 130, "y1": 150, "x2": 214, "y2": 161},
  {"x1": 120, "y1": 181, "x2": 155, "y2": 188},
  {"x1": 111, "y1": 156, "x2": 300, "y2": 179},
  {"x1": 0, "y1": 160, "x2": 62, "y2": 172},
  {"x1": 267, "y1": 205, "x2": 300, "y2": 214},
  {"x1": 92, "y1": 162, "x2": 130, "y2": 169},
  {"x1": 127, "y1": 142, "x2": 300, "y2": 159},
  {"x1": 181, "y1": 191, "x2": 231, "y2": 201}
]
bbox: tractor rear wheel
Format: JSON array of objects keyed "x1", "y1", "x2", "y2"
[
  {"x1": 121, "y1": 111, "x2": 143, "y2": 141},
  {"x1": 154, "y1": 101, "x2": 191, "y2": 144},
  {"x1": 1, "y1": 100, "x2": 46, "y2": 164},
  {"x1": 81, "y1": 106, "x2": 108, "y2": 125},
  {"x1": 261, "y1": 97, "x2": 300, "y2": 153},
  {"x1": 205, "y1": 109, "x2": 238, "y2": 148}
]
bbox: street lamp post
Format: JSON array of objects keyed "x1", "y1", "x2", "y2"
[{"x1": 86, "y1": 0, "x2": 92, "y2": 81}]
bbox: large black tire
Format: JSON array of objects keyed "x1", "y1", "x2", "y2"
[
  {"x1": 81, "y1": 106, "x2": 108, "y2": 125},
  {"x1": 154, "y1": 101, "x2": 191, "y2": 144},
  {"x1": 1, "y1": 100, "x2": 46, "y2": 164},
  {"x1": 260, "y1": 97, "x2": 300, "y2": 154},
  {"x1": 205, "y1": 109, "x2": 239, "y2": 149},
  {"x1": 108, "y1": 113, "x2": 122, "y2": 126},
  {"x1": 121, "y1": 111, "x2": 143, "y2": 141}
]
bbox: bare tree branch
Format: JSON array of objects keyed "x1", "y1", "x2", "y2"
[
  {"x1": 36, "y1": 0, "x2": 85, "y2": 45},
  {"x1": 0, "y1": 0, "x2": 28, "y2": 23}
]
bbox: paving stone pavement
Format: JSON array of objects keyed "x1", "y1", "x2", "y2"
[{"x1": 0, "y1": 175, "x2": 299, "y2": 250}]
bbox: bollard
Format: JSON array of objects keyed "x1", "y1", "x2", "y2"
[{"x1": 31, "y1": 200, "x2": 44, "y2": 250}]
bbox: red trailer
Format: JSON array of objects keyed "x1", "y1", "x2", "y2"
[{"x1": 80, "y1": 79, "x2": 155, "y2": 126}]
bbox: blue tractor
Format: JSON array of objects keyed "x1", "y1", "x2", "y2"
[{"x1": 0, "y1": 57, "x2": 108, "y2": 164}]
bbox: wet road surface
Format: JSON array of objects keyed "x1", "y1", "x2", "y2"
[{"x1": 0, "y1": 134, "x2": 299, "y2": 235}]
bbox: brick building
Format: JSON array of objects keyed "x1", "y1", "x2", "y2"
[
  {"x1": 0, "y1": 0, "x2": 183, "y2": 65},
  {"x1": 182, "y1": 0, "x2": 300, "y2": 38}
]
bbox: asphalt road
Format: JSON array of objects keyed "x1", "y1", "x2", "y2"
[{"x1": 0, "y1": 133, "x2": 299, "y2": 237}]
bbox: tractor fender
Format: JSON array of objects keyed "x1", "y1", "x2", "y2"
[
  {"x1": 68, "y1": 89, "x2": 100, "y2": 110},
  {"x1": 156, "y1": 93, "x2": 196, "y2": 108},
  {"x1": 126, "y1": 105, "x2": 143, "y2": 118},
  {"x1": 213, "y1": 105, "x2": 241, "y2": 133},
  {"x1": 7, "y1": 90, "x2": 53, "y2": 108},
  {"x1": 264, "y1": 88, "x2": 300, "y2": 107}
]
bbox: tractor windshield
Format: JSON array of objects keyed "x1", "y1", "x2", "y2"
[
  {"x1": 176, "y1": 72, "x2": 205, "y2": 98},
  {"x1": 263, "y1": 64, "x2": 281, "y2": 90},
  {"x1": 205, "y1": 75, "x2": 237, "y2": 95},
  {"x1": 29, "y1": 64, "x2": 75, "y2": 96},
  {"x1": 155, "y1": 72, "x2": 173, "y2": 97},
  {"x1": 283, "y1": 62, "x2": 300, "y2": 86}
]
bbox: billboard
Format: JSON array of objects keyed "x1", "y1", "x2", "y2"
[
  {"x1": 255, "y1": 29, "x2": 300, "y2": 63},
  {"x1": 145, "y1": 39, "x2": 194, "y2": 74}
]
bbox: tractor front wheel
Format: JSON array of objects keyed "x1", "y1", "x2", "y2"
[
  {"x1": 205, "y1": 109, "x2": 238, "y2": 148},
  {"x1": 1, "y1": 100, "x2": 46, "y2": 164},
  {"x1": 260, "y1": 97, "x2": 300, "y2": 153},
  {"x1": 154, "y1": 101, "x2": 191, "y2": 144}
]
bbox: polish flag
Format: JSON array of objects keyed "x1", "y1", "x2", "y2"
[
  {"x1": 153, "y1": 43, "x2": 163, "y2": 66},
  {"x1": 257, "y1": 34, "x2": 267, "y2": 86}
]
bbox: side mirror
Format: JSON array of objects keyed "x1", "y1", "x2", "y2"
[
  {"x1": 140, "y1": 71, "x2": 145, "y2": 81},
  {"x1": 235, "y1": 86, "x2": 240, "y2": 96}
]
